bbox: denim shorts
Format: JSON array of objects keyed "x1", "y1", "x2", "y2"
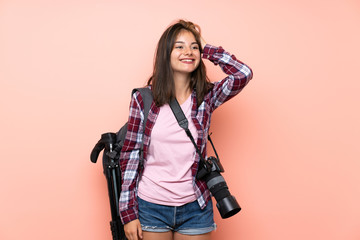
[{"x1": 138, "y1": 197, "x2": 216, "y2": 235}]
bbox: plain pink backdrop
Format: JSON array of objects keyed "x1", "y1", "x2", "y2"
[{"x1": 1, "y1": 0, "x2": 360, "y2": 239}]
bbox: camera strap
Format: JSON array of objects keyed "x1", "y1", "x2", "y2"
[{"x1": 169, "y1": 97, "x2": 213, "y2": 173}]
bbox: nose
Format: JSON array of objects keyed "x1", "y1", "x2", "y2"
[{"x1": 184, "y1": 47, "x2": 193, "y2": 56}]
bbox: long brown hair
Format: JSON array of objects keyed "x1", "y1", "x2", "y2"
[{"x1": 147, "y1": 20, "x2": 213, "y2": 107}]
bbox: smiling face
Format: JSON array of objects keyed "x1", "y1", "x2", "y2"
[{"x1": 170, "y1": 30, "x2": 201, "y2": 79}]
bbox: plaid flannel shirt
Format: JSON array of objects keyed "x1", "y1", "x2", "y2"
[{"x1": 119, "y1": 44, "x2": 253, "y2": 224}]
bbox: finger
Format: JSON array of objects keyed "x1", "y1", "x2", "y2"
[
  {"x1": 125, "y1": 230, "x2": 138, "y2": 240},
  {"x1": 194, "y1": 23, "x2": 201, "y2": 35},
  {"x1": 138, "y1": 224, "x2": 143, "y2": 239},
  {"x1": 133, "y1": 233, "x2": 139, "y2": 240}
]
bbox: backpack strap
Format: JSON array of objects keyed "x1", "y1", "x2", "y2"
[
  {"x1": 133, "y1": 87, "x2": 153, "y2": 125},
  {"x1": 132, "y1": 87, "x2": 153, "y2": 169}
]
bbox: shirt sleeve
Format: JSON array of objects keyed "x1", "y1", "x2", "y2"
[
  {"x1": 119, "y1": 91, "x2": 144, "y2": 224},
  {"x1": 202, "y1": 44, "x2": 253, "y2": 112}
]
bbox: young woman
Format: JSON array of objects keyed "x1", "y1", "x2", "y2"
[{"x1": 119, "y1": 20, "x2": 253, "y2": 240}]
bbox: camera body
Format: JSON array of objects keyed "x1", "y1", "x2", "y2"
[{"x1": 197, "y1": 156, "x2": 241, "y2": 219}]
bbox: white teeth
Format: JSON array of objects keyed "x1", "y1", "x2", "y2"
[{"x1": 181, "y1": 59, "x2": 193, "y2": 62}]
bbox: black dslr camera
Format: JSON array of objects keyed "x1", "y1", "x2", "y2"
[{"x1": 196, "y1": 137, "x2": 241, "y2": 219}]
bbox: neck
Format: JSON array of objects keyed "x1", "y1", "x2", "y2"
[{"x1": 173, "y1": 72, "x2": 191, "y2": 104}]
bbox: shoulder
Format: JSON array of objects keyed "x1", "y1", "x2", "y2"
[{"x1": 131, "y1": 86, "x2": 152, "y2": 110}]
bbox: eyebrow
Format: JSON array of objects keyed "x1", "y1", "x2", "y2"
[{"x1": 174, "y1": 41, "x2": 199, "y2": 45}]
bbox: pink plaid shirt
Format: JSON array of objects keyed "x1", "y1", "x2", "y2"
[{"x1": 119, "y1": 44, "x2": 253, "y2": 224}]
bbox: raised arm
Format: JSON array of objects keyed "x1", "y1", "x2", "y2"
[{"x1": 202, "y1": 44, "x2": 253, "y2": 112}]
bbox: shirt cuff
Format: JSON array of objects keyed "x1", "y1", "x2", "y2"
[
  {"x1": 202, "y1": 44, "x2": 213, "y2": 59},
  {"x1": 120, "y1": 208, "x2": 139, "y2": 224},
  {"x1": 202, "y1": 44, "x2": 222, "y2": 65}
]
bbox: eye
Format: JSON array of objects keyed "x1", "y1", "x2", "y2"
[
  {"x1": 192, "y1": 45, "x2": 199, "y2": 50},
  {"x1": 175, "y1": 45, "x2": 183, "y2": 49}
]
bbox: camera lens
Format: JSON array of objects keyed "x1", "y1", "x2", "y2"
[{"x1": 204, "y1": 171, "x2": 241, "y2": 218}]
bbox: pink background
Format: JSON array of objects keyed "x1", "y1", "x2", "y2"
[{"x1": 1, "y1": 0, "x2": 360, "y2": 239}]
